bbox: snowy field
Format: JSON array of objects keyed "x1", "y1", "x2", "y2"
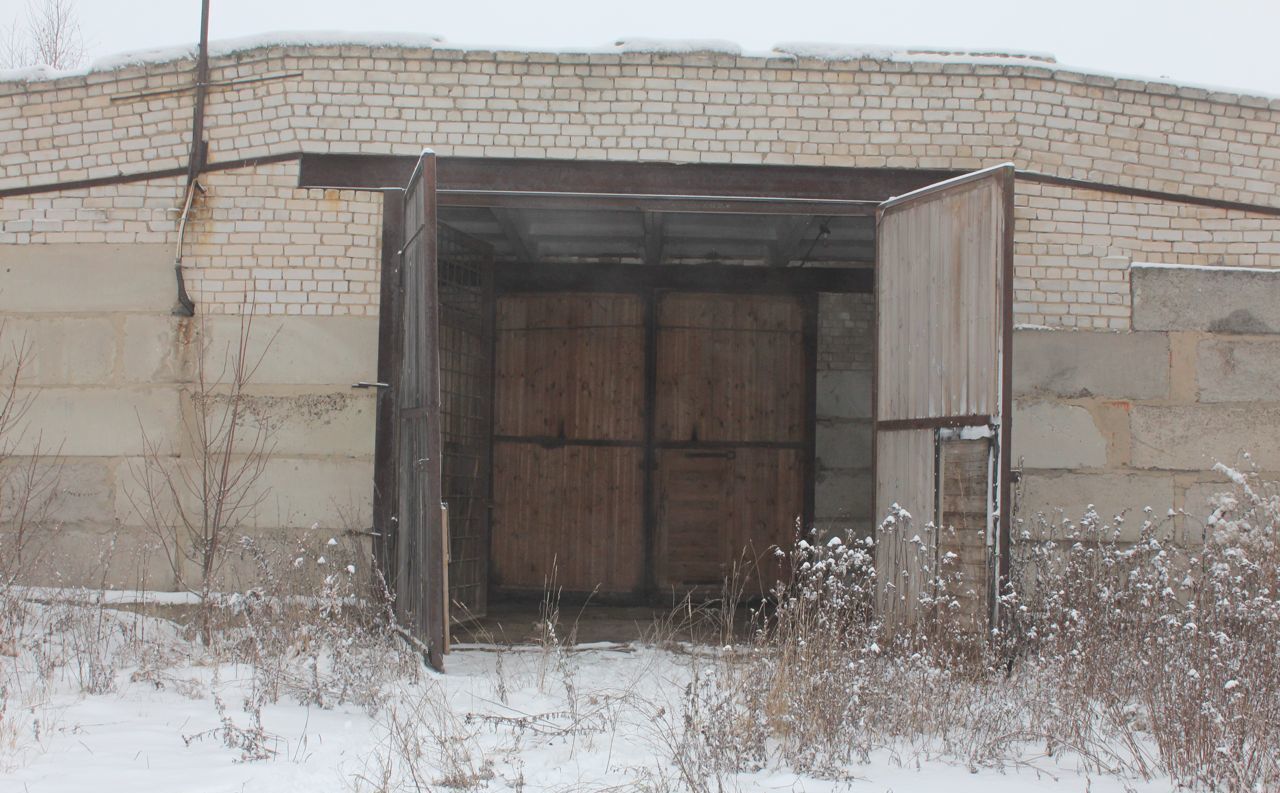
[
  {"x1": 3, "y1": 471, "x2": 1277, "y2": 792},
  {"x1": 2, "y1": 615, "x2": 1171, "y2": 793}
]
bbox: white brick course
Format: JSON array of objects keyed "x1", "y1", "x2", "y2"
[{"x1": 3, "y1": 43, "x2": 1280, "y2": 322}]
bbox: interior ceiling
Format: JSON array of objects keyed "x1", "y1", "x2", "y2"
[{"x1": 439, "y1": 206, "x2": 876, "y2": 267}]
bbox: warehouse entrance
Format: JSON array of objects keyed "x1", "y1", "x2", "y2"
[{"x1": 313, "y1": 154, "x2": 1010, "y2": 667}]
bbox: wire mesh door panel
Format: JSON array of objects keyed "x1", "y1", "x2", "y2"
[{"x1": 438, "y1": 224, "x2": 495, "y2": 621}]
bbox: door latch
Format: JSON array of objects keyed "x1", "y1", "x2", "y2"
[{"x1": 352, "y1": 381, "x2": 391, "y2": 390}]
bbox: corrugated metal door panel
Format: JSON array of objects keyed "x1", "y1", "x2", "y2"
[{"x1": 874, "y1": 164, "x2": 1014, "y2": 629}]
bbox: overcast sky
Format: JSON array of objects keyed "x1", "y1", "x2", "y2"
[{"x1": 5, "y1": 0, "x2": 1279, "y2": 96}]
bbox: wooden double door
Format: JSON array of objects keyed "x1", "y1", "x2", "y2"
[{"x1": 491, "y1": 291, "x2": 807, "y2": 598}]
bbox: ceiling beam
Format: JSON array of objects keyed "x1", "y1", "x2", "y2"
[
  {"x1": 496, "y1": 261, "x2": 873, "y2": 294},
  {"x1": 440, "y1": 191, "x2": 876, "y2": 216},
  {"x1": 490, "y1": 207, "x2": 537, "y2": 263},
  {"x1": 300, "y1": 153, "x2": 960, "y2": 201},
  {"x1": 768, "y1": 216, "x2": 814, "y2": 267}
]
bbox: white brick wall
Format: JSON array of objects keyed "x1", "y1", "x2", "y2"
[{"x1": 3, "y1": 43, "x2": 1280, "y2": 321}]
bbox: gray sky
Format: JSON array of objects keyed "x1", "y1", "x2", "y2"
[{"x1": 6, "y1": 0, "x2": 1279, "y2": 96}]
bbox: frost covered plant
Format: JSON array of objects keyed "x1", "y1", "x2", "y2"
[
  {"x1": 128, "y1": 307, "x2": 278, "y2": 646},
  {"x1": 1138, "y1": 467, "x2": 1280, "y2": 790},
  {"x1": 225, "y1": 529, "x2": 419, "y2": 714},
  {"x1": 352, "y1": 689, "x2": 493, "y2": 792},
  {"x1": 1010, "y1": 464, "x2": 1280, "y2": 791},
  {"x1": 670, "y1": 521, "x2": 884, "y2": 777},
  {"x1": 0, "y1": 325, "x2": 63, "y2": 642},
  {"x1": 672, "y1": 470, "x2": 1279, "y2": 790}
]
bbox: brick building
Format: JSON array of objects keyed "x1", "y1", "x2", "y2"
[{"x1": 2, "y1": 38, "x2": 1278, "y2": 642}]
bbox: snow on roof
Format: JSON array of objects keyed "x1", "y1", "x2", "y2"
[
  {"x1": 0, "y1": 30, "x2": 448, "y2": 83},
  {"x1": 0, "y1": 30, "x2": 1274, "y2": 103},
  {"x1": 774, "y1": 42, "x2": 1056, "y2": 65},
  {"x1": 614, "y1": 38, "x2": 744, "y2": 55}
]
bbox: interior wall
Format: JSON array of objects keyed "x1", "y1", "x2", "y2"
[{"x1": 813, "y1": 292, "x2": 875, "y2": 540}]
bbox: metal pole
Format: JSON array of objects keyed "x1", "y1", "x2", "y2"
[{"x1": 173, "y1": 0, "x2": 210, "y2": 317}]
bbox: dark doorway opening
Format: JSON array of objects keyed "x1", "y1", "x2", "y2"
[
  {"x1": 443, "y1": 200, "x2": 874, "y2": 606},
  {"x1": 355, "y1": 155, "x2": 1015, "y2": 663},
  {"x1": 360, "y1": 156, "x2": 908, "y2": 638}
]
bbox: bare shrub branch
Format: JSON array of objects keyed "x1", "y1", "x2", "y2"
[
  {"x1": 126, "y1": 300, "x2": 279, "y2": 644},
  {"x1": 0, "y1": 323, "x2": 63, "y2": 593}
]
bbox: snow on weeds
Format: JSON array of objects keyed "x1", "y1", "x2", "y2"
[{"x1": 1, "y1": 471, "x2": 1277, "y2": 791}]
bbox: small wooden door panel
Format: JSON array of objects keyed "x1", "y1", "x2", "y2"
[
  {"x1": 655, "y1": 447, "x2": 801, "y2": 594},
  {"x1": 655, "y1": 293, "x2": 805, "y2": 443},
  {"x1": 491, "y1": 443, "x2": 645, "y2": 593},
  {"x1": 655, "y1": 451, "x2": 731, "y2": 588}
]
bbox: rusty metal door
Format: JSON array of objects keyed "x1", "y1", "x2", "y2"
[
  {"x1": 874, "y1": 164, "x2": 1014, "y2": 630},
  {"x1": 437, "y1": 225, "x2": 495, "y2": 622},
  {"x1": 394, "y1": 151, "x2": 448, "y2": 670}
]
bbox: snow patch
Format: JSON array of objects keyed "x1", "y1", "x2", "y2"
[
  {"x1": 0, "y1": 29, "x2": 1273, "y2": 104},
  {"x1": 1213, "y1": 462, "x2": 1250, "y2": 487},
  {"x1": 939, "y1": 424, "x2": 995, "y2": 441},
  {"x1": 12, "y1": 586, "x2": 203, "y2": 606},
  {"x1": 2, "y1": 30, "x2": 1275, "y2": 103},
  {"x1": 615, "y1": 38, "x2": 743, "y2": 55}
]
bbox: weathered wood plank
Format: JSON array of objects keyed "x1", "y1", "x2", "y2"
[{"x1": 491, "y1": 443, "x2": 645, "y2": 593}]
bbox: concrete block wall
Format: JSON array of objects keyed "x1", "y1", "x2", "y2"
[
  {"x1": 0, "y1": 241, "x2": 379, "y2": 591},
  {"x1": 0, "y1": 242, "x2": 183, "y2": 586},
  {"x1": 1012, "y1": 262, "x2": 1280, "y2": 540},
  {"x1": 814, "y1": 292, "x2": 874, "y2": 537}
]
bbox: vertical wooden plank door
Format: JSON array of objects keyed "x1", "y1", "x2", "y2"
[
  {"x1": 653, "y1": 293, "x2": 806, "y2": 597},
  {"x1": 873, "y1": 163, "x2": 1014, "y2": 631},
  {"x1": 490, "y1": 293, "x2": 647, "y2": 594},
  {"x1": 394, "y1": 150, "x2": 448, "y2": 670}
]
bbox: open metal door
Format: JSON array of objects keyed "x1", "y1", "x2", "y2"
[
  {"x1": 394, "y1": 151, "x2": 448, "y2": 670},
  {"x1": 874, "y1": 163, "x2": 1014, "y2": 631}
]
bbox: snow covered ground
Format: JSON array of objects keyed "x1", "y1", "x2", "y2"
[{"x1": 1, "y1": 603, "x2": 1174, "y2": 793}]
